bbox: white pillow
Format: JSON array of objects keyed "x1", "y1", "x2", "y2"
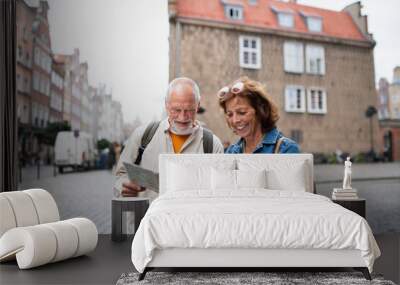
[
  {"x1": 211, "y1": 168, "x2": 267, "y2": 191},
  {"x1": 167, "y1": 160, "x2": 235, "y2": 192},
  {"x1": 211, "y1": 168, "x2": 236, "y2": 190},
  {"x1": 167, "y1": 162, "x2": 209, "y2": 191},
  {"x1": 236, "y1": 169, "x2": 267, "y2": 189},
  {"x1": 266, "y1": 163, "x2": 306, "y2": 191},
  {"x1": 237, "y1": 158, "x2": 307, "y2": 191}
]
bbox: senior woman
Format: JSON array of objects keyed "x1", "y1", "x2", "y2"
[{"x1": 218, "y1": 77, "x2": 300, "y2": 154}]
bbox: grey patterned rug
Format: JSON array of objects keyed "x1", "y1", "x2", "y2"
[{"x1": 116, "y1": 271, "x2": 396, "y2": 285}]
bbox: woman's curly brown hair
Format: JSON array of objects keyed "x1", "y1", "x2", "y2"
[{"x1": 218, "y1": 77, "x2": 279, "y2": 133}]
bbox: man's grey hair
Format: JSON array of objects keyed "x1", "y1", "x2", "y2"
[{"x1": 165, "y1": 77, "x2": 201, "y2": 103}]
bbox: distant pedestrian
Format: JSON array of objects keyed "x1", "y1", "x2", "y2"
[{"x1": 108, "y1": 144, "x2": 115, "y2": 170}]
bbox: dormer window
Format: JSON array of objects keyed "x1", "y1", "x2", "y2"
[
  {"x1": 300, "y1": 11, "x2": 323, "y2": 32},
  {"x1": 306, "y1": 16, "x2": 322, "y2": 32},
  {"x1": 277, "y1": 12, "x2": 294, "y2": 28},
  {"x1": 271, "y1": 6, "x2": 294, "y2": 28},
  {"x1": 225, "y1": 5, "x2": 243, "y2": 20}
]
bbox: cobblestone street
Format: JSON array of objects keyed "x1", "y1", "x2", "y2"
[{"x1": 19, "y1": 166, "x2": 115, "y2": 234}]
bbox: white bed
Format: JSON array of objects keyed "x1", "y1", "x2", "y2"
[{"x1": 131, "y1": 154, "x2": 380, "y2": 280}]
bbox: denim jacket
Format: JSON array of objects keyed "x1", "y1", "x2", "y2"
[{"x1": 225, "y1": 127, "x2": 300, "y2": 154}]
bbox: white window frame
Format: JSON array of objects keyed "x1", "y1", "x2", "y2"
[
  {"x1": 285, "y1": 85, "x2": 306, "y2": 113},
  {"x1": 225, "y1": 5, "x2": 243, "y2": 20},
  {"x1": 307, "y1": 87, "x2": 327, "y2": 114},
  {"x1": 239, "y1": 35, "x2": 261, "y2": 69},
  {"x1": 306, "y1": 16, "x2": 322, "y2": 32},
  {"x1": 277, "y1": 12, "x2": 294, "y2": 28},
  {"x1": 306, "y1": 44, "x2": 325, "y2": 75},
  {"x1": 283, "y1": 41, "x2": 304, "y2": 73}
]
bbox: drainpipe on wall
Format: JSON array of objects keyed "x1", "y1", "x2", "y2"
[{"x1": 175, "y1": 19, "x2": 181, "y2": 78}]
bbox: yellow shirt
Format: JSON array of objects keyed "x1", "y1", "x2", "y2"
[{"x1": 169, "y1": 132, "x2": 190, "y2": 153}]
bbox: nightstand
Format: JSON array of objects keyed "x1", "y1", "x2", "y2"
[
  {"x1": 332, "y1": 198, "x2": 366, "y2": 218},
  {"x1": 111, "y1": 197, "x2": 150, "y2": 242}
]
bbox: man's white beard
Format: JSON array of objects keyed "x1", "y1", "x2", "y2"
[{"x1": 170, "y1": 120, "x2": 195, "y2": 135}]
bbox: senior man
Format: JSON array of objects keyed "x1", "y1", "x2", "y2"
[{"x1": 113, "y1": 77, "x2": 224, "y2": 199}]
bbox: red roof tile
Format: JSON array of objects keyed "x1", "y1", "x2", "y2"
[{"x1": 175, "y1": 0, "x2": 367, "y2": 42}]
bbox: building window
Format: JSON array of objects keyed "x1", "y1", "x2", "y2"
[
  {"x1": 17, "y1": 46, "x2": 23, "y2": 61},
  {"x1": 277, "y1": 12, "x2": 294, "y2": 28},
  {"x1": 32, "y1": 102, "x2": 38, "y2": 126},
  {"x1": 271, "y1": 6, "x2": 294, "y2": 28},
  {"x1": 239, "y1": 36, "x2": 261, "y2": 69},
  {"x1": 307, "y1": 88, "x2": 327, "y2": 114},
  {"x1": 34, "y1": 47, "x2": 40, "y2": 66},
  {"x1": 33, "y1": 71, "x2": 39, "y2": 91},
  {"x1": 283, "y1": 41, "x2": 304, "y2": 73},
  {"x1": 285, "y1": 85, "x2": 305, "y2": 113},
  {"x1": 225, "y1": 5, "x2": 243, "y2": 20},
  {"x1": 26, "y1": 52, "x2": 31, "y2": 66},
  {"x1": 290, "y1": 130, "x2": 303, "y2": 144},
  {"x1": 306, "y1": 16, "x2": 322, "y2": 32},
  {"x1": 306, "y1": 44, "x2": 325, "y2": 75},
  {"x1": 45, "y1": 78, "x2": 50, "y2": 96},
  {"x1": 39, "y1": 75, "x2": 45, "y2": 94},
  {"x1": 16, "y1": 74, "x2": 21, "y2": 91},
  {"x1": 24, "y1": 78, "x2": 29, "y2": 93},
  {"x1": 248, "y1": 0, "x2": 257, "y2": 5}
]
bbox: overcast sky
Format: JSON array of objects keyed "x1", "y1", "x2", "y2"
[
  {"x1": 48, "y1": 0, "x2": 400, "y2": 125},
  {"x1": 48, "y1": 0, "x2": 169, "y2": 125}
]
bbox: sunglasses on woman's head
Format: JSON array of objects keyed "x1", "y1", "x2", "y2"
[{"x1": 217, "y1": 82, "x2": 244, "y2": 99}]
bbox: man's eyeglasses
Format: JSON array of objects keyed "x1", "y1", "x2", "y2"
[
  {"x1": 217, "y1": 82, "x2": 244, "y2": 99},
  {"x1": 169, "y1": 108, "x2": 197, "y2": 116}
]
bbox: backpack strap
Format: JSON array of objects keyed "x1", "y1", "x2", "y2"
[
  {"x1": 134, "y1": 121, "x2": 160, "y2": 165},
  {"x1": 202, "y1": 128, "x2": 213, "y2": 153},
  {"x1": 274, "y1": 137, "x2": 284, "y2": 154}
]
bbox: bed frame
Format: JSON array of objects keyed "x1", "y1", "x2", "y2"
[
  {"x1": 139, "y1": 248, "x2": 371, "y2": 280},
  {"x1": 137, "y1": 154, "x2": 372, "y2": 281}
]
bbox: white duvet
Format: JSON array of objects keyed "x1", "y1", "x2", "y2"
[{"x1": 131, "y1": 190, "x2": 380, "y2": 273}]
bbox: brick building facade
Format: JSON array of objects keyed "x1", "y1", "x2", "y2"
[{"x1": 169, "y1": 0, "x2": 381, "y2": 155}]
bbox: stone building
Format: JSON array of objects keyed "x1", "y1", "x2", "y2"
[
  {"x1": 54, "y1": 49, "x2": 82, "y2": 131},
  {"x1": 53, "y1": 54, "x2": 72, "y2": 126},
  {"x1": 16, "y1": 0, "x2": 34, "y2": 127},
  {"x1": 168, "y1": 0, "x2": 380, "y2": 155},
  {"x1": 31, "y1": 0, "x2": 52, "y2": 130},
  {"x1": 388, "y1": 67, "x2": 400, "y2": 119},
  {"x1": 377, "y1": 67, "x2": 400, "y2": 161},
  {"x1": 93, "y1": 86, "x2": 124, "y2": 143},
  {"x1": 16, "y1": 0, "x2": 35, "y2": 161},
  {"x1": 49, "y1": 57, "x2": 64, "y2": 123},
  {"x1": 88, "y1": 86, "x2": 98, "y2": 139},
  {"x1": 79, "y1": 62, "x2": 92, "y2": 133},
  {"x1": 377, "y1": 78, "x2": 390, "y2": 120},
  {"x1": 16, "y1": 0, "x2": 53, "y2": 162}
]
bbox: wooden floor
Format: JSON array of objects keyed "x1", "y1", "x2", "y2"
[{"x1": 0, "y1": 234, "x2": 398, "y2": 285}]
